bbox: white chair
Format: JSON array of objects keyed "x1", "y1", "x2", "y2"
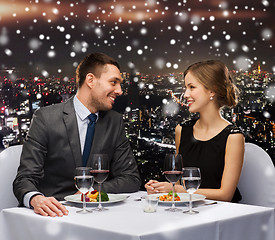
[
  {"x1": 0, "y1": 145, "x2": 23, "y2": 211},
  {"x1": 238, "y1": 142, "x2": 275, "y2": 208}
]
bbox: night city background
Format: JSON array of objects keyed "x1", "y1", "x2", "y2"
[{"x1": 0, "y1": 0, "x2": 275, "y2": 189}]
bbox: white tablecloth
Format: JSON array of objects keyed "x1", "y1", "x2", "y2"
[{"x1": 0, "y1": 192, "x2": 274, "y2": 240}]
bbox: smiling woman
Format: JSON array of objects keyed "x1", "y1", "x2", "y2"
[{"x1": 145, "y1": 60, "x2": 245, "y2": 203}]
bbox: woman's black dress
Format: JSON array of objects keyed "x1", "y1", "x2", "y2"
[{"x1": 179, "y1": 120, "x2": 243, "y2": 202}]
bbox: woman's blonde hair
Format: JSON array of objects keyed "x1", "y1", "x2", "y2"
[{"x1": 184, "y1": 60, "x2": 239, "y2": 108}]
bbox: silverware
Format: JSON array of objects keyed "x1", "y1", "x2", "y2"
[
  {"x1": 204, "y1": 201, "x2": 217, "y2": 206},
  {"x1": 134, "y1": 196, "x2": 146, "y2": 201},
  {"x1": 192, "y1": 201, "x2": 218, "y2": 208}
]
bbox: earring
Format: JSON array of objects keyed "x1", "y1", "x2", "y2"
[{"x1": 210, "y1": 96, "x2": 213, "y2": 101}]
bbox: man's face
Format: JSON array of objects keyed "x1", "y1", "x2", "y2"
[{"x1": 90, "y1": 64, "x2": 123, "y2": 112}]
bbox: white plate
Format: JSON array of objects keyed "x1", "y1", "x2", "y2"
[
  {"x1": 154, "y1": 193, "x2": 206, "y2": 205},
  {"x1": 64, "y1": 194, "x2": 128, "y2": 205}
]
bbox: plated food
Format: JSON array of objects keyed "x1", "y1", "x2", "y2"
[
  {"x1": 64, "y1": 193, "x2": 128, "y2": 205},
  {"x1": 81, "y1": 190, "x2": 109, "y2": 202},
  {"x1": 159, "y1": 191, "x2": 181, "y2": 202},
  {"x1": 151, "y1": 192, "x2": 206, "y2": 205}
]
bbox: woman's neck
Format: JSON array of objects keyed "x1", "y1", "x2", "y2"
[{"x1": 196, "y1": 107, "x2": 229, "y2": 130}]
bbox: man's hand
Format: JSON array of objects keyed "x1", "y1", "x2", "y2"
[{"x1": 30, "y1": 195, "x2": 69, "y2": 217}]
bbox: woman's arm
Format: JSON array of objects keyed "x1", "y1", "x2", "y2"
[
  {"x1": 195, "y1": 133, "x2": 245, "y2": 201},
  {"x1": 175, "y1": 124, "x2": 182, "y2": 154}
]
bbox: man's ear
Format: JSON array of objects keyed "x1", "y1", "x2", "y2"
[{"x1": 85, "y1": 73, "x2": 95, "y2": 88}]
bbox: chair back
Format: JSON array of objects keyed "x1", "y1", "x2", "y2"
[
  {"x1": 238, "y1": 143, "x2": 275, "y2": 208},
  {"x1": 0, "y1": 145, "x2": 22, "y2": 211}
]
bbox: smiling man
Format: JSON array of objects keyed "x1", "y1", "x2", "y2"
[{"x1": 13, "y1": 53, "x2": 141, "y2": 217}]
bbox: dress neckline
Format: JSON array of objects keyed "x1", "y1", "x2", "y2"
[{"x1": 192, "y1": 124, "x2": 232, "y2": 142}]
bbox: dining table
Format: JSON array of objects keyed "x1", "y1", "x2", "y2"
[{"x1": 0, "y1": 191, "x2": 274, "y2": 240}]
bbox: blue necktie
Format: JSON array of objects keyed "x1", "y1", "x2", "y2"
[{"x1": 82, "y1": 113, "x2": 97, "y2": 166}]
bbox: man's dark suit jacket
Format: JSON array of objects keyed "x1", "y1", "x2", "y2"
[{"x1": 13, "y1": 97, "x2": 141, "y2": 206}]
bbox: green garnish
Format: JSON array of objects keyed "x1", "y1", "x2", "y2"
[
  {"x1": 96, "y1": 191, "x2": 109, "y2": 202},
  {"x1": 168, "y1": 191, "x2": 178, "y2": 197}
]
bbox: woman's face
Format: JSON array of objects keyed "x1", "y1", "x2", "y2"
[{"x1": 183, "y1": 72, "x2": 213, "y2": 113}]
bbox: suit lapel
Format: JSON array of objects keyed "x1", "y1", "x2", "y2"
[{"x1": 63, "y1": 97, "x2": 82, "y2": 167}]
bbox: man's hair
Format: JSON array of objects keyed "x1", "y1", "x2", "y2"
[{"x1": 76, "y1": 52, "x2": 120, "y2": 88}]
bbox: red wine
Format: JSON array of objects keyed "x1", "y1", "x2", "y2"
[
  {"x1": 90, "y1": 170, "x2": 109, "y2": 183},
  {"x1": 163, "y1": 171, "x2": 182, "y2": 183}
]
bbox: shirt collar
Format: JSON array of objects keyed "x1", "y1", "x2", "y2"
[{"x1": 73, "y1": 95, "x2": 98, "y2": 121}]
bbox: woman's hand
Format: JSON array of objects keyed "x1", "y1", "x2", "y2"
[{"x1": 145, "y1": 180, "x2": 173, "y2": 194}]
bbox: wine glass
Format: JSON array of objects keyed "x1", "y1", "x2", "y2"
[
  {"x1": 163, "y1": 153, "x2": 183, "y2": 212},
  {"x1": 74, "y1": 167, "x2": 93, "y2": 214},
  {"x1": 90, "y1": 154, "x2": 109, "y2": 211},
  {"x1": 182, "y1": 167, "x2": 201, "y2": 214}
]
